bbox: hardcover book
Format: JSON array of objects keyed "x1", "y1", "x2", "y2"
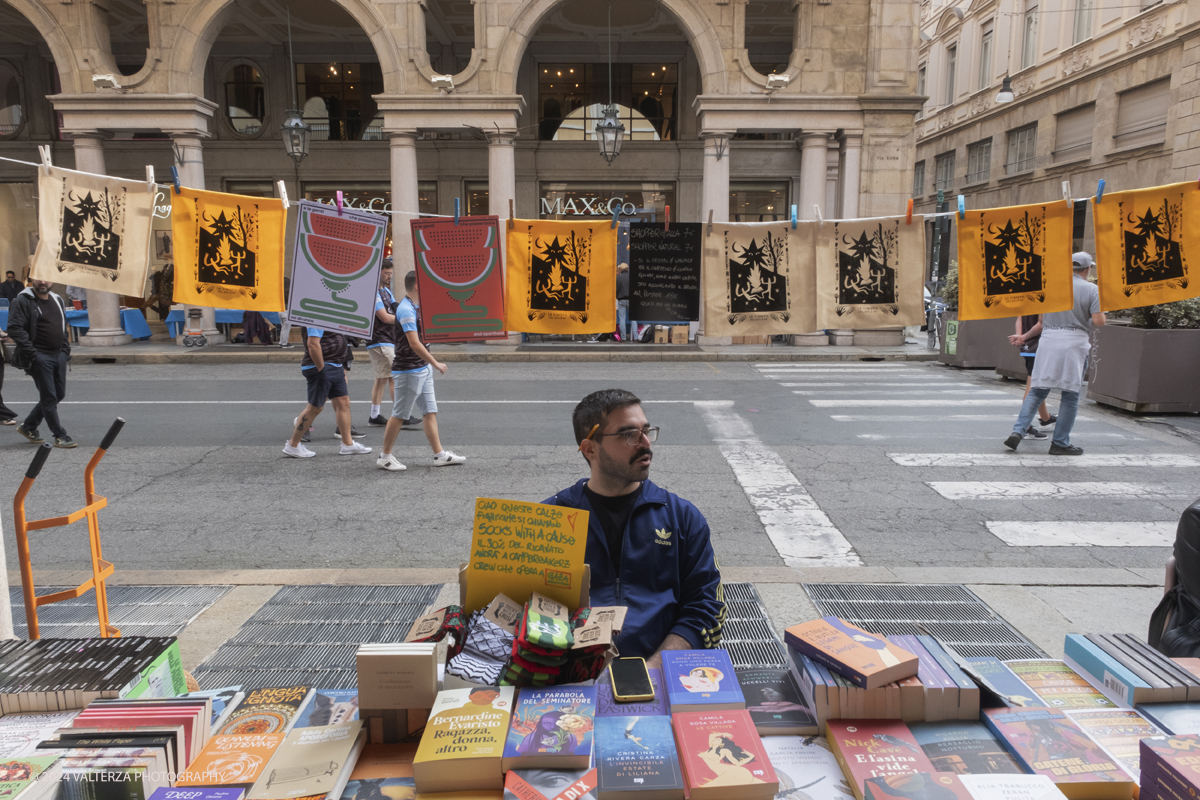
[
  {"x1": 176, "y1": 733, "x2": 285, "y2": 789},
  {"x1": 246, "y1": 720, "x2": 365, "y2": 800},
  {"x1": 909, "y1": 721, "x2": 1024, "y2": 775},
  {"x1": 671, "y1": 710, "x2": 778, "y2": 799},
  {"x1": 736, "y1": 668, "x2": 819, "y2": 736},
  {"x1": 217, "y1": 686, "x2": 314, "y2": 737},
  {"x1": 761, "y1": 735, "x2": 852, "y2": 800},
  {"x1": 596, "y1": 668, "x2": 668, "y2": 718},
  {"x1": 1000, "y1": 662, "x2": 1115, "y2": 710},
  {"x1": 413, "y1": 685, "x2": 515, "y2": 794},
  {"x1": 504, "y1": 767, "x2": 597, "y2": 800},
  {"x1": 337, "y1": 743, "x2": 416, "y2": 800},
  {"x1": 659, "y1": 650, "x2": 745, "y2": 714},
  {"x1": 825, "y1": 719, "x2": 938, "y2": 800},
  {"x1": 503, "y1": 686, "x2": 597, "y2": 772},
  {"x1": 1137, "y1": 703, "x2": 1200, "y2": 736},
  {"x1": 785, "y1": 618, "x2": 919, "y2": 691},
  {"x1": 957, "y1": 775, "x2": 1069, "y2": 800},
  {"x1": 863, "y1": 772, "x2": 973, "y2": 800},
  {"x1": 594, "y1": 715, "x2": 684, "y2": 800},
  {"x1": 981, "y1": 708, "x2": 1134, "y2": 799}
]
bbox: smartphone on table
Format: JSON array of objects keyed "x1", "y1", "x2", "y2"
[{"x1": 608, "y1": 656, "x2": 655, "y2": 702}]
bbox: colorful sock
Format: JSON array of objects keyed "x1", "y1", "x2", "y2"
[{"x1": 371, "y1": 404, "x2": 381, "y2": 417}]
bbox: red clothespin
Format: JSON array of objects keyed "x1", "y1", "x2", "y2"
[
  {"x1": 336, "y1": 190, "x2": 344, "y2": 216},
  {"x1": 906, "y1": 198, "x2": 914, "y2": 225},
  {"x1": 665, "y1": 205, "x2": 671, "y2": 232}
]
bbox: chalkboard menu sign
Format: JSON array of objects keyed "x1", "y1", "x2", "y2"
[{"x1": 629, "y1": 222, "x2": 702, "y2": 321}]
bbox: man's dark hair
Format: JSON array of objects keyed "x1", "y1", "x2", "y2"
[
  {"x1": 380, "y1": 258, "x2": 393, "y2": 272},
  {"x1": 5, "y1": 271, "x2": 13, "y2": 278},
  {"x1": 405, "y1": 270, "x2": 418, "y2": 291},
  {"x1": 573, "y1": 389, "x2": 642, "y2": 447}
]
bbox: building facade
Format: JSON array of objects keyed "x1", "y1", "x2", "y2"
[
  {"x1": 915, "y1": 0, "x2": 1200, "y2": 281},
  {"x1": 0, "y1": 0, "x2": 921, "y2": 344}
]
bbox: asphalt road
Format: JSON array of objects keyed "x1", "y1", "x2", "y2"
[{"x1": 0, "y1": 359, "x2": 1195, "y2": 572}]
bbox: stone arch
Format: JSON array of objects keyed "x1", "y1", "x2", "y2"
[
  {"x1": 1, "y1": 0, "x2": 82, "y2": 94},
  {"x1": 496, "y1": 0, "x2": 728, "y2": 96},
  {"x1": 935, "y1": 7, "x2": 965, "y2": 36},
  {"x1": 166, "y1": 0, "x2": 404, "y2": 98}
]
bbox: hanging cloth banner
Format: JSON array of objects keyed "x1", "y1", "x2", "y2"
[
  {"x1": 957, "y1": 200, "x2": 1074, "y2": 321},
  {"x1": 815, "y1": 216, "x2": 927, "y2": 330},
  {"x1": 411, "y1": 215, "x2": 508, "y2": 342},
  {"x1": 629, "y1": 222, "x2": 702, "y2": 322},
  {"x1": 1093, "y1": 180, "x2": 1200, "y2": 312},
  {"x1": 286, "y1": 199, "x2": 388, "y2": 338},
  {"x1": 702, "y1": 220, "x2": 815, "y2": 336},
  {"x1": 30, "y1": 165, "x2": 154, "y2": 297},
  {"x1": 171, "y1": 187, "x2": 286, "y2": 312},
  {"x1": 505, "y1": 218, "x2": 617, "y2": 334}
]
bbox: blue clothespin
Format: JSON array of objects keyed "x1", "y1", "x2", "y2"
[
  {"x1": 611, "y1": 203, "x2": 619, "y2": 229},
  {"x1": 1095, "y1": 179, "x2": 1106, "y2": 204},
  {"x1": 790, "y1": 205, "x2": 797, "y2": 230},
  {"x1": 169, "y1": 166, "x2": 181, "y2": 195},
  {"x1": 957, "y1": 195, "x2": 965, "y2": 220},
  {"x1": 336, "y1": 190, "x2": 344, "y2": 216},
  {"x1": 454, "y1": 197, "x2": 460, "y2": 226}
]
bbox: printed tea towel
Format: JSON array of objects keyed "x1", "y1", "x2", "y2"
[
  {"x1": 506, "y1": 219, "x2": 617, "y2": 334},
  {"x1": 30, "y1": 165, "x2": 154, "y2": 296},
  {"x1": 702, "y1": 220, "x2": 816, "y2": 336},
  {"x1": 171, "y1": 187, "x2": 286, "y2": 312},
  {"x1": 411, "y1": 216, "x2": 507, "y2": 342},
  {"x1": 957, "y1": 200, "x2": 1074, "y2": 321},
  {"x1": 815, "y1": 216, "x2": 926, "y2": 329},
  {"x1": 1093, "y1": 181, "x2": 1200, "y2": 312}
]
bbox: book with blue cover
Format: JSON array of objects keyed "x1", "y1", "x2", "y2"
[
  {"x1": 594, "y1": 715, "x2": 684, "y2": 799},
  {"x1": 502, "y1": 686, "x2": 596, "y2": 772},
  {"x1": 1135, "y1": 703, "x2": 1200, "y2": 735},
  {"x1": 184, "y1": 686, "x2": 245, "y2": 733},
  {"x1": 964, "y1": 658, "x2": 1047, "y2": 709},
  {"x1": 909, "y1": 721, "x2": 1025, "y2": 774},
  {"x1": 294, "y1": 689, "x2": 360, "y2": 728},
  {"x1": 660, "y1": 650, "x2": 745, "y2": 714},
  {"x1": 597, "y1": 667, "x2": 669, "y2": 718}
]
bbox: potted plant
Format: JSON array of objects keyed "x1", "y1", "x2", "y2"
[
  {"x1": 1088, "y1": 297, "x2": 1200, "y2": 413},
  {"x1": 937, "y1": 267, "x2": 1018, "y2": 369}
]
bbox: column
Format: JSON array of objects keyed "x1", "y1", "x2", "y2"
[
  {"x1": 171, "y1": 134, "x2": 223, "y2": 344},
  {"x1": 72, "y1": 133, "x2": 133, "y2": 347},
  {"x1": 486, "y1": 130, "x2": 522, "y2": 343},
  {"x1": 697, "y1": 132, "x2": 732, "y2": 344},
  {"x1": 798, "y1": 132, "x2": 830, "y2": 220},
  {"x1": 390, "y1": 131, "x2": 420, "y2": 278},
  {"x1": 839, "y1": 132, "x2": 863, "y2": 219},
  {"x1": 826, "y1": 138, "x2": 840, "y2": 220}
]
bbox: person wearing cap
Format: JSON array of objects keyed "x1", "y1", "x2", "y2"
[{"x1": 1004, "y1": 252, "x2": 1105, "y2": 455}]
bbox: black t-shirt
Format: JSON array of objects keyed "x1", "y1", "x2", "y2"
[
  {"x1": 616, "y1": 271, "x2": 630, "y2": 301},
  {"x1": 583, "y1": 484, "x2": 642, "y2": 571},
  {"x1": 33, "y1": 295, "x2": 64, "y2": 354},
  {"x1": 1019, "y1": 314, "x2": 1040, "y2": 354}
]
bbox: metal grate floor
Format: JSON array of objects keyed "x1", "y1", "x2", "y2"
[
  {"x1": 10, "y1": 585, "x2": 231, "y2": 639},
  {"x1": 804, "y1": 583, "x2": 1047, "y2": 660},
  {"x1": 192, "y1": 584, "x2": 444, "y2": 691},
  {"x1": 719, "y1": 583, "x2": 788, "y2": 669}
]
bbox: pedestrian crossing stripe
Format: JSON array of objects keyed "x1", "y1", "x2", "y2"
[
  {"x1": 812, "y1": 399, "x2": 1020, "y2": 407},
  {"x1": 859, "y1": 432, "x2": 1137, "y2": 440},
  {"x1": 927, "y1": 482, "x2": 1183, "y2": 499},
  {"x1": 889, "y1": 453, "x2": 1200, "y2": 467},
  {"x1": 779, "y1": 382, "x2": 974, "y2": 387},
  {"x1": 832, "y1": 415, "x2": 1101, "y2": 422},
  {"x1": 986, "y1": 521, "x2": 1175, "y2": 547},
  {"x1": 794, "y1": 389, "x2": 1010, "y2": 396},
  {"x1": 752, "y1": 363, "x2": 912, "y2": 368}
]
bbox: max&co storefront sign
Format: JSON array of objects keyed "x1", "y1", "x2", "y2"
[{"x1": 540, "y1": 196, "x2": 640, "y2": 216}]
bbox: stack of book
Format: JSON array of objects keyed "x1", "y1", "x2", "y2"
[
  {"x1": 0, "y1": 753, "x2": 61, "y2": 800},
  {"x1": 0, "y1": 710, "x2": 80, "y2": 757},
  {"x1": 1140, "y1": 734, "x2": 1200, "y2": 800},
  {"x1": 356, "y1": 643, "x2": 437, "y2": 743},
  {"x1": 1065, "y1": 634, "x2": 1200, "y2": 707},
  {"x1": 66, "y1": 695, "x2": 214, "y2": 769},
  {"x1": 182, "y1": 686, "x2": 246, "y2": 736}
]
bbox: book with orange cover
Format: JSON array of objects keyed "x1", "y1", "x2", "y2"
[
  {"x1": 175, "y1": 733, "x2": 285, "y2": 790},
  {"x1": 785, "y1": 618, "x2": 919, "y2": 691},
  {"x1": 826, "y1": 719, "x2": 939, "y2": 800}
]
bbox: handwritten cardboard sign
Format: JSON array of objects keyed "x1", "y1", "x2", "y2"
[
  {"x1": 629, "y1": 222, "x2": 702, "y2": 321},
  {"x1": 464, "y1": 497, "x2": 589, "y2": 614}
]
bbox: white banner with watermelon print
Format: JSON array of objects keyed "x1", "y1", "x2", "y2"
[{"x1": 287, "y1": 199, "x2": 388, "y2": 338}]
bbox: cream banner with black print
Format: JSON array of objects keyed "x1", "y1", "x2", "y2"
[
  {"x1": 815, "y1": 216, "x2": 927, "y2": 330},
  {"x1": 702, "y1": 221, "x2": 816, "y2": 337}
]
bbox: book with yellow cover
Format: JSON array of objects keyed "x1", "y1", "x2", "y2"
[
  {"x1": 413, "y1": 686, "x2": 515, "y2": 794},
  {"x1": 785, "y1": 618, "x2": 919, "y2": 691}
]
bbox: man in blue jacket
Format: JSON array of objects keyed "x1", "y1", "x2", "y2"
[{"x1": 545, "y1": 389, "x2": 725, "y2": 665}]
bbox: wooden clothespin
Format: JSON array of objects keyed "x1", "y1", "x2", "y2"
[
  {"x1": 37, "y1": 145, "x2": 51, "y2": 169},
  {"x1": 790, "y1": 205, "x2": 797, "y2": 230},
  {"x1": 611, "y1": 203, "x2": 619, "y2": 229},
  {"x1": 665, "y1": 205, "x2": 670, "y2": 232},
  {"x1": 1062, "y1": 180, "x2": 1073, "y2": 209},
  {"x1": 1095, "y1": 179, "x2": 1106, "y2": 204},
  {"x1": 814, "y1": 204, "x2": 823, "y2": 223},
  {"x1": 957, "y1": 195, "x2": 965, "y2": 220},
  {"x1": 906, "y1": 198, "x2": 914, "y2": 225},
  {"x1": 508, "y1": 199, "x2": 514, "y2": 230},
  {"x1": 169, "y1": 166, "x2": 181, "y2": 195},
  {"x1": 277, "y1": 180, "x2": 289, "y2": 209},
  {"x1": 145, "y1": 165, "x2": 155, "y2": 195},
  {"x1": 707, "y1": 209, "x2": 713, "y2": 237},
  {"x1": 454, "y1": 197, "x2": 460, "y2": 226},
  {"x1": 336, "y1": 190, "x2": 344, "y2": 216}
]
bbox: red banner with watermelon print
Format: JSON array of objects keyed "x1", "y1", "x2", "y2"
[
  {"x1": 410, "y1": 215, "x2": 508, "y2": 342},
  {"x1": 287, "y1": 199, "x2": 388, "y2": 338}
]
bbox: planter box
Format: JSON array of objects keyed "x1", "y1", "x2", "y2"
[
  {"x1": 937, "y1": 312, "x2": 1016, "y2": 369},
  {"x1": 1087, "y1": 325, "x2": 1200, "y2": 413}
]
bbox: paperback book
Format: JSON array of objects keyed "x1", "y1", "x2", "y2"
[
  {"x1": 736, "y1": 668, "x2": 819, "y2": 736},
  {"x1": 961, "y1": 659, "x2": 1046, "y2": 710},
  {"x1": 217, "y1": 686, "x2": 313, "y2": 737},
  {"x1": 659, "y1": 650, "x2": 745, "y2": 714},
  {"x1": 596, "y1": 668, "x2": 668, "y2": 718},
  {"x1": 0, "y1": 754, "x2": 61, "y2": 800},
  {"x1": 0, "y1": 711, "x2": 81, "y2": 757},
  {"x1": 294, "y1": 690, "x2": 359, "y2": 729},
  {"x1": 909, "y1": 721, "x2": 1024, "y2": 775},
  {"x1": 671, "y1": 710, "x2": 778, "y2": 799},
  {"x1": 1064, "y1": 709, "x2": 1160, "y2": 779},
  {"x1": 337, "y1": 743, "x2": 416, "y2": 800},
  {"x1": 863, "y1": 772, "x2": 973, "y2": 800},
  {"x1": 825, "y1": 719, "x2": 939, "y2": 800},
  {"x1": 1136, "y1": 703, "x2": 1200, "y2": 736},
  {"x1": 504, "y1": 767, "x2": 597, "y2": 800},
  {"x1": 760, "y1": 735, "x2": 852, "y2": 800},
  {"x1": 784, "y1": 619, "x2": 918, "y2": 691},
  {"x1": 594, "y1": 715, "x2": 684, "y2": 800},
  {"x1": 956, "y1": 775, "x2": 1069, "y2": 800},
  {"x1": 413, "y1": 685, "x2": 515, "y2": 794},
  {"x1": 149, "y1": 791, "x2": 244, "y2": 800},
  {"x1": 1000, "y1": 662, "x2": 1114, "y2": 711},
  {"x1": 175, "y1": 733, "x2": 285, "y2": 789},
  {"x1": 246, "y1": 720, "x2": 365, "y2": 800},
  {"x1": 503, "y1": 686, "x2": 597, "y2": 772}
]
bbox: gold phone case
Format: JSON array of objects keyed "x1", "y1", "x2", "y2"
[{"x1": 609, "y1": 657, "x2": 655, "y2": 703}]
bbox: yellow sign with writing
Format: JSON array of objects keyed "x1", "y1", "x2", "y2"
[{"x1": 464, "y1": 497, "x2": 589, "y2": 614}]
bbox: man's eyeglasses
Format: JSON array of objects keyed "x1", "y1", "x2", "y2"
[{"x1": 580, "y1": 425, "x2": 660, "y2": 449}]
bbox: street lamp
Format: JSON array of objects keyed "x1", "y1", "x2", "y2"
[
  {"x1": 596, "y1": 104, "x2": 624, "y2": 164},
  {"x1": 281, "y1": 109, "x2": 311, "y2": 165},
  {"x1": 995, "y1": 75, "x2": 1015, "y2": 104}
]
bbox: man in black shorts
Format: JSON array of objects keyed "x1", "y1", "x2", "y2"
[{"x1": 284, "y1": 327, "x2": 373, "y2": 458}]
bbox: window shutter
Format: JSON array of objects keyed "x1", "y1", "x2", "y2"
[
  {"x1": 1054, "y1": 104, "x2": 1095, "y2": 161},
  {"x1": 1116, "y1": 79, "x2": 1169, "y2": 148}
]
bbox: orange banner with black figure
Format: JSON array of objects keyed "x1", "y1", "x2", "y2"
[
  {"x1": 1093, "y1": 181, "x2": 1200, "y2": 312},
  {"x1": 506, "y1": 219, "x2": 617, "y2": 334},
  {"x1": 957, "y1": 200, "x2": 1075, "y2": 321}
]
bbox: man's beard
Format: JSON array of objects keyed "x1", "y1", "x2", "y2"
[{"x1": 597, "y1": 443, "x2": 652, "y2": 485}]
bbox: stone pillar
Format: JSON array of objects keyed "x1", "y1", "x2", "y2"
[
  {"x1": 72, "y1": 134, "x2": 133, "y2": 347},
  {"x1": 839, "y1": 132, "x2": 863, "y2": 219},
  {"x1": 171, "y1": 134, "x2": 223, "y2": 344},
  {"x1": 390, "y1": 131, "x2": 420, "y2": 277},
  {"x1": 697, "y1": 132, "x2": 732, "y2": 344},
  {"x1": 485, "y1": 130, "x2": 522, "y2": 343},
  {"x1": 798, "y1": 132, "x2": 830, "y2": 221}
]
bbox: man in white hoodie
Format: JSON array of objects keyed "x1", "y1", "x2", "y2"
[{"x1": 7, "y1": 280, "x2": 75, "y2": 448}]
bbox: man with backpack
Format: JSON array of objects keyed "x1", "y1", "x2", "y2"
[{"x1": 7, "y1": 280, "x2": 75, "y2": 448}]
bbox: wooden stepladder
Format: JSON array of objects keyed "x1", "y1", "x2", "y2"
[{"x1": 12, "y1": 418, "x2": 126, "y2": 639}]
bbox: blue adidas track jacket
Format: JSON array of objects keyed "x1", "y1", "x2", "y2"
[{"x1": 545, "y1": 478, "x2": 725, "y2": 658}]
